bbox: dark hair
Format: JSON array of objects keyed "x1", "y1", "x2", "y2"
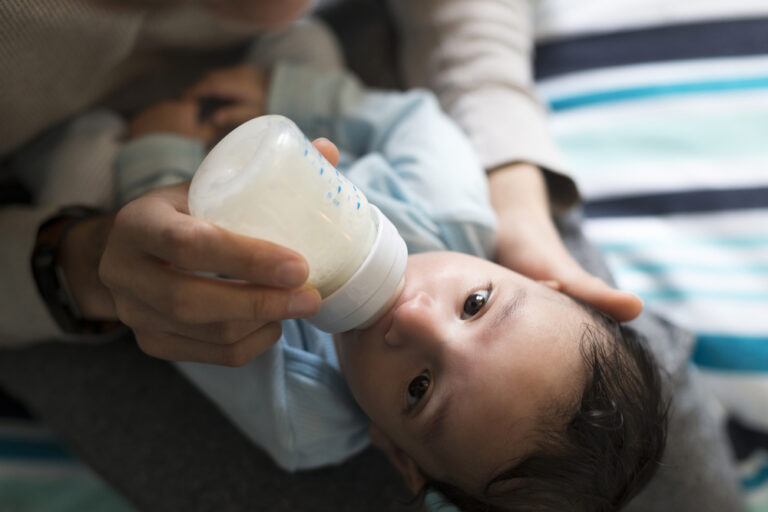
[{"x1": 417, "y1": 308, "x2": 670, "y2": 511}]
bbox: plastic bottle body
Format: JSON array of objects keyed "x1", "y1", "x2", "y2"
[{"x1": 189, "y1": 115, "x2": 376, "y2": 298}]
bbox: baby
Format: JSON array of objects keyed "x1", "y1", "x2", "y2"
[
  {"x1": 338, "y1": 251, "x2": 667, "y2": 510},
  {"x1": 114, "y1": 22, "x2": 668, "y2": 512}
]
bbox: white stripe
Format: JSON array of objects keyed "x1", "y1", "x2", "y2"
[
  {"x1": 537, "y1": 55, "x2": 768, "y2": 99},
  {"x1": 697, "y1": 371, "x2": 768, "y2": 430},
  {"x1": 635, "y1": 300, "x2": 768, "y2": 335},
  {"x1": 571, "y1": 160, "x2": 768, "y2": 200},
  {"x1": 535, "y1": 0, "x2": 768, "y2": 41},
  {"x1": 583, "y1": 210, "x2": 768, "y2": 243},
  {"x1": 612, "y1": 270, "x2": 768, "y2": 296},
  {"x1": 746, "y1": 482, "x2": 768, "y2": 505}
]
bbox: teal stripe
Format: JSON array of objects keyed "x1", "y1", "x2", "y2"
[
  {"x1": 614, "y1": 261, "x2": 768, "y2": 275},
  {"x1": 746, "y1": 499, "x2": 768, "y2": 512},
  {"x1": 692, "y1": 334, "x2": 768, "y2": 372},
  {"x1": 0, "y1": 439, "x2": 75, "y2": 461},
  {"x1": 554, "y1": 109, "x2": 768, "y2": 173},
  {"x1": 637, "y1": 288, "x2": 768, "y2": 302},
  {"x1": 743, "y1": 463, "x2": 768, "y2": 491},
  {"x1": 598, "y1": 236, "x2": 768, "y2": 252},
  {"x1": 549, "y1": 76, "x2": 768, "y2": 111}
]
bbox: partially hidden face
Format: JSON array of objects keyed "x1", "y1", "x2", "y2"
[
  {"x1": 202, "y1": 0, "x2": 314, "y2": 28},
  {"x1": 335, "y1": 252, "x2": 594, "y2": 493}
]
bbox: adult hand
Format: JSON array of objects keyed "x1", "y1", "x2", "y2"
[
  {"x1": 62, "y1": 138, "x2": 339, "y2": 366},
  {"x1": 489, "y1": 162, "x2": 643, "y2": 322}
]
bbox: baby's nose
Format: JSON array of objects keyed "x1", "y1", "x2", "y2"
[{"x1": 383, "y1": 291, "x2": 442, "y2": 348}]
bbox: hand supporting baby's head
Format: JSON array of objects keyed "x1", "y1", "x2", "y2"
[{"x1": 334, "y1": 252, "x2": 668, "y2": 511}]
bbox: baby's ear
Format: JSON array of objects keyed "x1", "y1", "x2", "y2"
[
  {"x1": 369, "y1": 424, "x2": 426, "y2": 493},
  {"x1": 537, "y1": 279, "x2": 563, "y2": 291}
]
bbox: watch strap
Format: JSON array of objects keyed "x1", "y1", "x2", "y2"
[{"x1": 31, "y1": 206, "x2": 118, "y2": 335}]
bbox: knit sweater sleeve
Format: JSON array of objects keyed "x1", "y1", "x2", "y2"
[{"x1": 388, "y1": 0, "x2": 579, "y2": 208}]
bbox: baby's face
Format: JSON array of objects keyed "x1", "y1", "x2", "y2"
[{"x1": 335, "y1": 252, "x2": 593, "y2": 491}]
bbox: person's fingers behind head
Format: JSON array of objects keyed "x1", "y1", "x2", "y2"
[{"x1": 560, "y1": 272, "x2": 643, "y2": 322}]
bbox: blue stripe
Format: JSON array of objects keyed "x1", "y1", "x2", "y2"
[
  {"x1": 584, "y1": 187, "x2": 768, "y2": 218},
  {"x1": 742, "y1": 462, "x2": 768, "y2": 490},
  {"x1": 0, "y1": 439, "x2": 76, "y2": 462},
  {"x1": 535, "y1": 18, "x2": 768, "y2": 79},
  {"x1": 613, "y1": 261, "x2": 768, "y2": 275},
  {"x1": 638, "y1": 289, "x2": 768, "y2": 302},
  {"x1": 549, "y1": 77, "x2": 768, "y2": 112},
  {"x1": 692, "y1": 334, "x2": 768, "y2": 372}
]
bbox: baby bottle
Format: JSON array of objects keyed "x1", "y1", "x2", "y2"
[{"x1": 188, "y1": 115, "x2": 407, "y2": 333}]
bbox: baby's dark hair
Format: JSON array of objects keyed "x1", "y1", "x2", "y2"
[{"x1": 418, "y1": 306, "x2": 669, "y2": 511}]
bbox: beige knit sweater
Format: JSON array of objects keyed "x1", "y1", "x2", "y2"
[{"x1": 0, "y1": 0, "x2": 572, "y2": 344}]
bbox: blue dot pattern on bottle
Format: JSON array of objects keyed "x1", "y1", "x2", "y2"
[{"x1": 301, "y1": 134, "x2": 364, "y2": 212}]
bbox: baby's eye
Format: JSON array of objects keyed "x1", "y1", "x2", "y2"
[
  {"x1": 406, "y1": 370, "x2": 431, "y2": 409},
  {"x1": 462, "y1": 289, "x2": 490, "y2": 318}
]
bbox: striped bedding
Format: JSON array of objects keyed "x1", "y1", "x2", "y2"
[{"x1": 535, "y1": 4, "x2": 768, "y2": 510}]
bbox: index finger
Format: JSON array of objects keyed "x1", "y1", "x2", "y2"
[
  {"x1": 125, "y1": 197, "x2": 310, "y2": 288},
  {"x1": 561, "y1": 272, "x2": 644, "y2": 322}
]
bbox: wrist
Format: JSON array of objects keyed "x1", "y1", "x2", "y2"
[
  {"x1": 488, "y1": 162, "x2": 550, "y2": 217},
  {"x1": 32, "y1": 207, "x2": 119, "y2": 334},
  {"x1": 59, "y1": 214, "x2": 117, "y2": 320}
]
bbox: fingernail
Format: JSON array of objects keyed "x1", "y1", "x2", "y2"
[
  {"x1": 289, "y1": 289, "x2": 320, "y2": 317},
  {"x1": 276, "y1": 260, "x2": 307, "y2": 287}
]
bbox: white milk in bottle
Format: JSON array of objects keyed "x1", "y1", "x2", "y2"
[{"x1": 188, "y1": 115, "x2": 407, "y2": 333}]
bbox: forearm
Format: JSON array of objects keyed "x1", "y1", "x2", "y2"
[
  {"x1": 489, "y1": 162, "x2": 550, "y2": 218},
  {"x1": 390, "y1": 0, "x2": 578, "y2": 209},
  {"x1": 57, "y1": 213, "x2": 117, "y2": 321}
]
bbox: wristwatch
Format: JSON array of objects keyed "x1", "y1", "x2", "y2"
[{"x1": 31, "y1": 206, "x2": 118, "y2": 335}]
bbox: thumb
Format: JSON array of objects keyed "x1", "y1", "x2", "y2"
[{"x1": 312, "y1": 137, "x2": 340, "y2": 167}]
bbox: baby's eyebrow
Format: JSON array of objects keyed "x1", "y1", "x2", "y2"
[{"x1": 489, "y1": 289, "x2": 526, "y2": 331}]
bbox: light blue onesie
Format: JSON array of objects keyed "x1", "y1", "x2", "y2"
[{"x1": 115, "y1": 62, "x2": 497, "y2": 471}]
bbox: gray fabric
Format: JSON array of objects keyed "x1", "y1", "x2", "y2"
[{"x1": 0, "y1": 339, "x2": 409, "y2": 511}]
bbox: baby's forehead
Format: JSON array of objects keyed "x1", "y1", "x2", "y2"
[{"x1": 417, "y1": 368, "x2": 588, "y2": 490}]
